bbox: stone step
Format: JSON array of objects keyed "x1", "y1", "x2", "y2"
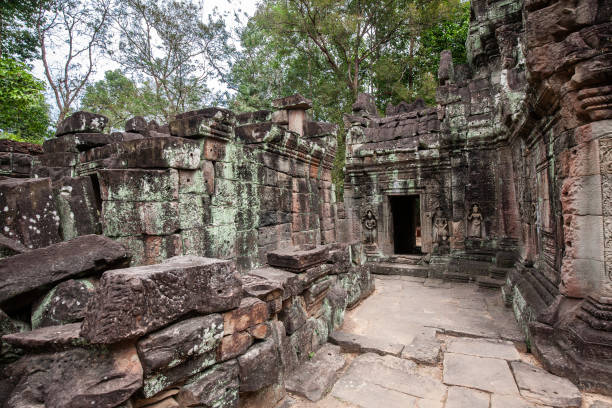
[
  {"x1": 477, "y1": 276, "x2": 506, "y2": 288},
  {"x1": 385, "y1": 255, "x2": 424, "y2": 265},
  {"x1": 369, "y1": 262, "x2": 429, "y2": 277},
  {"x1": 489, "y1": 266, "x2": 512, "y2": 280},
  {"x1": 442, "y1": 272, "x2": 470, "y2": 282},
  {"x1": 285, "y1": 344, "x2": 346, "y2": 402}
]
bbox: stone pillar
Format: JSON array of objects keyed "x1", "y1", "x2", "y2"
[{"x1": 271, "y1": 94, "x2": 313, "y2": 137}]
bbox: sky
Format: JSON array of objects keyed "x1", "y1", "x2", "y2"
[{"x1": 33, "y1": 0, "x2": 260, "y2": 117}]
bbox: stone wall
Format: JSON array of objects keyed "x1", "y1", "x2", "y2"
[
  {"x1": 343, "y1": 0, "x2": 612, "y2": 393},
  {"x1": 0, "y1": 94, "x2": 375, "y2": 406}
]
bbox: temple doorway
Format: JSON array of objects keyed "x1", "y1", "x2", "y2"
[{"x1": 390, "y1": 195, "x2": 421, "y2": 254}]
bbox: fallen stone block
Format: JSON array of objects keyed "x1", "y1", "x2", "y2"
[
  {"x1": 267, "y1": 245, "x2": 329, "y2": 272},
  {"x1": 176, "y1": 360, "x2": 239, "y2": 408},
  {"x1": 238, "y1": 337, "x2": 281, "y2": 392},
  {"x1": 510, "y1": 361, "x2": 582, "y2": 407},
  {"x1": 285, "y1": 344, "x2": 346, "y2": 401},
  {"x1": 223, "y1": 297, "x2": 269, "y2": 335},
  {"x1": 0, "y1": 177, "x2": 61, "y2": 250},
  {"x1": 248, "y1": 267, "x2": 302, "y2": 300},
  {"x1": 0, "y1": 234, "x2": 129, "y2": 310},
  {"x1": 4, "y1": 342, "x2": 142, "y2": 408},
  {"x1": 31, "y1": 278, "x2": 97, "y2": 328},
  {"x1": 2, "y1": 322, "x2": 85, "y2": 350},
  {"x1": 55, "y1": 111, "x2": 108, "y2": 136},
  {"x1": 81, "y1": 256, "x2": 242, "y2": 343},
  {"x1": 43, "y1": 132, "x2": 141, "y2": 153},
  {"x1": 137, "y1": 314, "x2": 223, "y2": 376}
]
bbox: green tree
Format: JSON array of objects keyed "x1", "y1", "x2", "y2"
[
  {"x1": 109, "y1": 0, "x2": 234, "y2": 122},
  {"x1": 0, "y1": 0, "x2": 49, "y2": 62},
  {"x1": 81, "y1": 70, "x2": 165, "y2": 130},
  {"x1": 0, "y1": 58, "x2": 52, "y2": 143}
]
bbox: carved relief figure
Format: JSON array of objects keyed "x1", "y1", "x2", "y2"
[
  {"x1": 362, "y1": 209, "x2": 378, "y2": 246},
  {"x1": 467, "y1": 203, "x2": 486, "y2": 238},
  {"x1": 432, "y1": 207, "x2": 449, "y2": 244}
]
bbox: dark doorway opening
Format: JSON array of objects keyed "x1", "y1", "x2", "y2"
[{"x1": 390, "y1": 195, "x2": 421, "y2": 254}]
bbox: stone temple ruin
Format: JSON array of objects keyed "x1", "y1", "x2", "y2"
[{"x1": 0, "y1": 0, "x2": 611, "y2": 407}]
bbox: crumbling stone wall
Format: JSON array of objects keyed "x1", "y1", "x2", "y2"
[
  {"x1": 343, "y1": 0, "x2": 612, "y2": 394},
  {"x1": 0, "y1": 93, "x2": 374, "y2": 406}
]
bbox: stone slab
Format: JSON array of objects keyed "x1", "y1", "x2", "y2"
[
  {"x1": 445, "y1": 386, "x2": 490, "y2": 408},
  {"x1": 491, "y1": 395, "x2": 538, "y2": 408},
  {"x1": 510, "y1": 361, "x2": 582, "y2": 407},
  {"x1": 55, "y1": 111, "x2": 108, "y2": 136},
  {"x1": 238, "y1": 336, "x2": 280, "y2": 392},
  {"x1": 331, "y1": 353, "x2": 445, "y2": 407},
  {"x1": 82, "y1": 256, "x2": 242, "y2": 343},
  {"x1": 267, "y1": 246, "x2": 330, "y2": 272},
  {"x1": 31, "y1": 278, "x2": 96, "y2": 329},
  {"x1": 285, "y1": 344, "x2": 346, "y2": 402},
  {"x1": 0, "y1": 234, "x2": 129, "y2": 309},
  {"x1": 176, "y1": 359, "x2": 239, "y2": 408},
  {"x1": 400, "y1": 331, "x2": 441, "y2": 365},
  {"x1": 2, "y1": 322, "x2": 84, "y2": 350},
  {"x1": 329, "y1": 330, "x2": 404, "y2": 356},
  {"x1": 443, "y1": 352, "x2": 519, "y2": 395},
  {"x1": 446, "y1": 337, "x2": 520, "y2": 360},
  {"x1": 136, "y1": 314, "x2": 223, "y2": 376}
]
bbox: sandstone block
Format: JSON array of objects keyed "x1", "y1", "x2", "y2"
[
  {"x1": 247, "y1": 267, "x2": 302, "y2": 299},
  {"x1": 98, "y1": 169, "x2": 179, "y2": 201},
  {"x1": 176, "y1": 360, "x2": 239, "y2": 408},
  {"x1": 267, "y1": 245, "x2": 329, "y2": 272},
  {"x1": 52, "y1": 176, "x2": 101, "y2": 240},
  {"x1": 81, "y1": 256, "x2": 242, "y2": 343},
  {"x1": 137, "y1": 314, "x2": 223, "y2": 376},
  {"x1": 5, "y1": 342, "x2": 141, "y2": 408},
  {"x1": 217, "y1": 331, "x2": 253, "y2": 362},
  {"x1": 102, "y1": 201, "x2": 179, "y2": 237},
  {"x1": 55, "y1": 111, "x2": 108, "y2": 136},
  {"x1": 0, "y1": 177, "x2": 61, "y2": 250},
  {"x1": 238, "y1": 337, "x2": 280, "y2": 392},
  {"x1": 2, "y1": 322, "x2": 84, "y2": 350},
  {"x1": 31, "y1": 278, "x2": 96, "y2": 328},
  {"x1": 125, "y1": 116, "x2": 148, "y2": 134},
  {"x1": 223, "y1": 297, "x2": 269, "y2": 335},
  {"x1": 278, "y1": 296, "x2": 307, "y2": 335},
  {"x1": 443, "y1": 352, "x2": 519, "y2": 395},
  {"x1": 0, "y1": 235, "x2": 129, "y2": 310},
  {"x1": 43, "y1": 133, "x2": 140, "y2": 153}
]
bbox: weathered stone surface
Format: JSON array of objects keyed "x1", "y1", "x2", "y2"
[
  {"x1": 137, "y1": 314, "x2": 223, "y2": 376},
  {"x1": 510, "y1": 361, "x2": 582, "y2": 407},
  {"x1": 31, "y1": 278, "x2": 96, "y2": 328},
  {"x1": 176, "y1": 360, "x2": 239, "y2": 408},
  {"x1": 239, "y1": 273, "x2": 284, "y2": 301},
  {"x1": 125, "y1": 116, "x2": 148, "y2": 134},
  {"x1": 0, "y1": 233, "x2": 29, "y2": 258},
  {"x1": 4, "y1": 343, "x2": 142, "y2": 408},
  {"x1": 0, "y1": 177, "x2": 61, "y2": 250},
  {"x1": 443, "y1": 352, "x2": 519, "y2": 395},
  {"x1": 43, "y1": 132, "x2": 141, "y2": 153},
  {"x1": 272, "y1": 94, "x2": 312, "y2": 110},
  {"x1": 288, "y1": 318, "x2": 315, "y2": 363},
  {"x1": 331, "y1": 353, "x2": 444, "y2": 407},
  {"x1": 238, "y1": 337, "x2": 280, "y2": 392},
  {"x1": 490, "y1": 395, "x2": 537, "y2": 408},
  {"x1": 0, "y1": 234, "x2": 129, "y2": 310},
  {"x1": 217, "y1": 331, "x2": 253, "y2": 362},
  {"x1": 445, "y1": 386, "x2": 489, "y2": 408},
  {"x1": 102, "y1": 201, "x2": 179, "y2": 237},
  {"x1": 267, "y1": 245, "x2": 329, "y2": 272},
  {"x1": 98, "y1": 169, "x2": 179, "y2": 201},
  {"x1": 55, "y1": 111, "x2": 108, "y2": 136},
  {"x1": 278, "y1": 296, "x2": 307, "y2": 335},
  {"x1": 52, "y1": 176, "x2": 101, "y2": 240},
  {"x1": 352, "y1": 93, "x2": 378, "y2": 116},
  {"x1": 248, "y1": 323, "x2": 270, "y2": 339},
  {"x1": 248, "y1": 267, "x2": 302, "y2": 299},
  {"x1": 400, "y1": 331, "x2": 441, "y2": 365},
  {"x1": 446, "y1": 337, "x2": 520, "y2": 361},
  {"x1": 329, "y1": 330, "x2": 404, "y2": 356},
  {"x1": 285, "y1": 344, "x2": 346, "y2": 402},
  {"x1": 82, "y1": 256, "x2": 242, "y2": 343},
  {"x1": 2, "y1": 322, "x2": 85, "y2": 350},
  {"x1": 223, "y1": 297, "x2": 269, "y2": 335}
]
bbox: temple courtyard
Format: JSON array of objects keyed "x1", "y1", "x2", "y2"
[{"x1": 284, "y1": 277, "x2": 612, "y2": 408}]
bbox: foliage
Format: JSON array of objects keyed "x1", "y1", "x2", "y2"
[
  {"x1": 0, "y1": 58, "x2": 52, "y2": 143},
  {"x1": 35, "y1": 0, "x2": 111, "y2": 123},
  {"x1": 81, "y1": 70, "x2": 165, "y2": 130},
  {"x1": 109, "y1": 0, "x2": 234, "y2": 122},
  {"x1": 0, "y1": 1, "x2": 50, "y2": 62}
]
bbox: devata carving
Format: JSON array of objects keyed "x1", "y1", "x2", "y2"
[
  {"x1": 467, "y1": 203, "x2": 486, "y2": 238},
  {"x1": 432, "y1": 207, "x2": 449, "y2": 248},
  {"x1": 362, "y1": 208, "x2": 378, "y2": 246}
]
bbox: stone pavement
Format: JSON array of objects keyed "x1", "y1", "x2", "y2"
[{"x1": 283, "y1": 276, "x2": 612, "y2": 408}]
